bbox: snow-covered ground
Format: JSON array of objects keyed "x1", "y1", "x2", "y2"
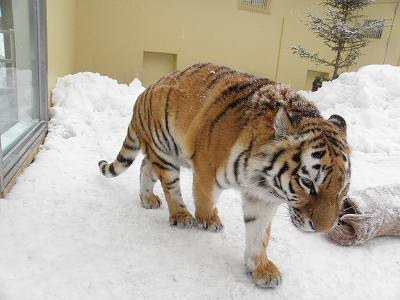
[{"x1": 0, "y1": 65, "x2": 399, "y2": 300}]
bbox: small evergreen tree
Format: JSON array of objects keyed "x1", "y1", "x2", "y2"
[{"x1": 291, "y1": 0, "x2": 385, "y2": 80}]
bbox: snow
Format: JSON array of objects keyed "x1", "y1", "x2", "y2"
[
  {"x1": 1, "y1": 67, "x2": 400, "y2": 299},
  {"x1": 301, "y1": 64, "x2": 400, "y2": 190}
]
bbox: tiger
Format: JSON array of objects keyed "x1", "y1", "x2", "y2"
[{"x1": 98, "y1": 63, "x2": 351, "y2": 288}]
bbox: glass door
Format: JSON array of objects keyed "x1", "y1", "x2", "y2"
[{"x1": 0, "y1": 0, "x2": 47, "y2": 194}]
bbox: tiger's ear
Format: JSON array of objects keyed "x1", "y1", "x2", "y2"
[
  {"x1": 274, "y1": 108, "x2": 297, "y2": 137},
  {"x1": 328, "y1": 114, "x2": 347, "y2": 136}
]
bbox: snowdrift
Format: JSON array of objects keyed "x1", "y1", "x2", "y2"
[
  {"x1": 0, "y1": 66, "x2": 399, "y2": 300},
  {"x1": 302, "y1": 65, "x2": 400, "y2": 155}
]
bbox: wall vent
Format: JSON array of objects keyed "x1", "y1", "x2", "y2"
[
  {"x1": 361, "y1": 19, "x2": 384, "y2": 39},
  {"x1": 238, "y1": 0, "x2": 271, "y2": 14}
]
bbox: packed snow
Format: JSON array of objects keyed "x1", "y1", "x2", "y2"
[{"x1": 0, "y1": 66, "x2": 399, "y2": 300}]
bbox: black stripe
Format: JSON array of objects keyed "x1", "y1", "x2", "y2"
[
  {"x1": 309, "y1": 185, "x2": 317, "y2": 197},
  {"x1": 312, "y1": 142, "x2": 326, "y2": 149},
  {"x1": 204, "y1": 70, "x2": 236, "y2": 91},
  {"x1": 152, "y1": 161, "x2": 170, "y2": 171},
  {"x1": 204, "y1": 66, "x2": 229, "y2": 81},
  {"x1": 215, "y1": 178, "x2": 223, "y2": 189},
  {"x1": 186, "y1": 63, "x2": 209, "y2": 77},
  {"x1": 137, "y1": 91, "x2": 154, "y2": 144},
  {"x1": 288, "y1": 181, "x2": 295, "y2": 194},
  {"x1": 301, "y1": 128, "x2": 322, "y2": 135},
  {"x1": 165, "y1": 177, "x2": 179, "y2": 187},
  {"x1": 244, "y1": 216, "x2": 257, "y2": 223},
  {"x1": 117, "y1": 154, "x2": 133, "y2": 167},
  {"x1": 300, "y1": 122, "x2": 321, "y2": 129},
  {"x1": 145, "y1": 86, "x2": 167, "y2": 153},
  {"x1": 322, "y1": 168, "x2": 333, "y2": 184},
  {"x1": 147, "y1": 87, "x2": 165, "y2": 151},
  {"x1": 174, "y1": 65, "x2": 197, "y2": 80},
  {"x1": 312, "y1": 150, "x2": 326, "y2": 159},
  {"x1": 109, "y1": 164, "x2": 117, "y2": 177},
  {"x1": 153, "y1": 123, "x2": 169, "y2": 152},
  {"x1": 234, "y1": 152, "x2": 245, "y2": 184},
  {"x1": 208, "y1": 87, "x2": 259, "y2": 137},
  {"x1": 164, "y1": 89, "x2": 171, "y2": 134},
  {"x1": 292, "y1": 151, "x2": 301, "y2": 163},
  {"x1": 172, "y1": 140, "x2": 179, "y2": 157},
  {"x1": 301, "y1": 166, "x2": 309, "y2": 175},
  {"x1": 123, "y1": 142, "x2": 140, "y2": 151},
  {"x1": 276, "y1": 162, "x2": 289, "y2": 190},
  {"x1": 299, "y1": 134, "x2": 324, "y2": 147},
  {"x1": 153, "y1": 154, "x2": 179, "y2": 171},
  {"x1": 256, "y1": 175, "x2": 268, "y2": 188},
  {"x1": 263, "y1": 149, "x2": 285, "y2": 174},
  {"x1": 127, "y1": 124, "x2": 136, "y2": 143},
  {"x1": 294, "y1": 176, "x2": 301, "y2": 188},
  {"x1": 224, "y1": 168, "x2": 231, "y2": 185},
  {"x1": 326, "y1": 135, "x2": 345, "y2": 151},
  {"x1": 101, "y1": 164, "x2": 106, "y2": 175},
  {"x1": 314, "y1": 169, "x2": 321, "y2": 182},
  {"x1": 234, "y1": 139, "x2": 255, "y2": 184},
  {"x1": 210, "y1": 81, "x2": 254, "y2": 109},
  {"x1": 243, "y1": 138, "x2": 254, "y2": 171},
  {"x1": 289, "y1": 109, "x2": 320, "y2": 118},
  {"x1": 190, "y1": 149, "x2": 197, "y2": 160},
  {"x1": 163, "y1": 88, "x2": 179, "y2": 157},
  {"x1": 157, "y1": 121, "x2": 171, "y2": 151},
  {"x1": 292, "y1": 165, "x2": 300, "y2": 177},
  {"x1": 144, "y1": 141, "x2": 179, "y2": 172}
]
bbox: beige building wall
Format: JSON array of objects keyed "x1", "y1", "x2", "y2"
[
  {"x1": 46, "y1": 0, "x2": 77, "y2": 100},
  {"x1": 72, "y1": 0, "x2": 399, "y2": 90}
]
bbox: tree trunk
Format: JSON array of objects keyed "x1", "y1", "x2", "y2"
[
  {"x1": 332, "y1": 7, "x2": 349, "y2": 80},
  {"x1": 332, "y1": 44, "x2": 343, "y2": 80}
]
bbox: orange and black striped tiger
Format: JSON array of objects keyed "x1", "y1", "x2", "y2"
[{"x1": 98, "y1": 63, "x2": 351, "y2": 288}]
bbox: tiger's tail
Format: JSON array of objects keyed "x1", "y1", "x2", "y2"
[{"x1": 98, "y1": 121, "x2": 140, "y2": 178}]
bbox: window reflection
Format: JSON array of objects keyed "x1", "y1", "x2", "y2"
[{"x1": 0, "y1": 0, "x2": 40, "y2": 154}]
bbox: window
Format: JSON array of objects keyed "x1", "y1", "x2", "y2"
[
  {"x1": 361, "y1": 19, "x2": 384, "y2": 39},
  {"x1": 0, "y1": 0, "x2": 47, "y2": 195},
  {"x1": 238, "y1": 0, "x2": 271, "y2": 14}
]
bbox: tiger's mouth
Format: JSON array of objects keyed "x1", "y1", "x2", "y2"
[{"x1": 339, "y1": 197, "x2": 358, "y2": 218}]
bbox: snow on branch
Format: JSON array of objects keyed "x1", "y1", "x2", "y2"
[{"x1": 291, "y1": 0, "x2": 385, "y2": 80}]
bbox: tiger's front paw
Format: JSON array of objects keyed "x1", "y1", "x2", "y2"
[
  {"x1": 246, "y1": 258, "x2": 282, "y2": 288},
  {"x1": 169, "y1": 210, "x2": 195, "y2": 229},
  {"x1": 140, "y1": 194, "x2": 162, "y2": 209},
  {"x1": 195, "y1": 210, "x2": 224, "y2": 232}
]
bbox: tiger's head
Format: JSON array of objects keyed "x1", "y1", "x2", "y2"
[{"x1": 253, "y1": 108, "x2": 351, "y2": 232}]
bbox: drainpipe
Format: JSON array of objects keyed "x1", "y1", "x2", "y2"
[
  {"x1": 274, "y1": 17, "x2": 285, "y2": 81},
  {"x1": 383, "y1": 0, "x2": 399, "y2": 63}
]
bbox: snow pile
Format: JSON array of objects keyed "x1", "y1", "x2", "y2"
[
  {"x1": 0, "y1": 68, "x2": 399, "y2": 300},
  {"x1": 50, "y1": 72, "x2": 143, "y2": 139},
  {"x1": 301, "y1": 65, "x2": 400, "y2": 155}
]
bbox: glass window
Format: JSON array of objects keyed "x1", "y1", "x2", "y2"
[
  {"x1": 0, "y1": 0, "x2": 47, "y2": 194},
  {"x1": 0, "y1": 0, "x2": 40, "y2": 154}
]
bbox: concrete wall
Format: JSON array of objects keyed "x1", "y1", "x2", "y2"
[
  {"x1": 46, "y1": 0, "x2": 77, "y2": 100},
  {"x1": 70, "y1": 0, "x2": 400, "y2": 90}
]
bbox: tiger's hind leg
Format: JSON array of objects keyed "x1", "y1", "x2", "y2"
[
  {"x1": 148, "y1": 163, "x2": 195, "y2": 228},
  {"x1": 140, "y1": 158, "x2": 162, "y2": 209}
]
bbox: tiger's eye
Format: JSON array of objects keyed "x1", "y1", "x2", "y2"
[{"x1": 301, "y1": 178, "x2": 313, "y2": 188}]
